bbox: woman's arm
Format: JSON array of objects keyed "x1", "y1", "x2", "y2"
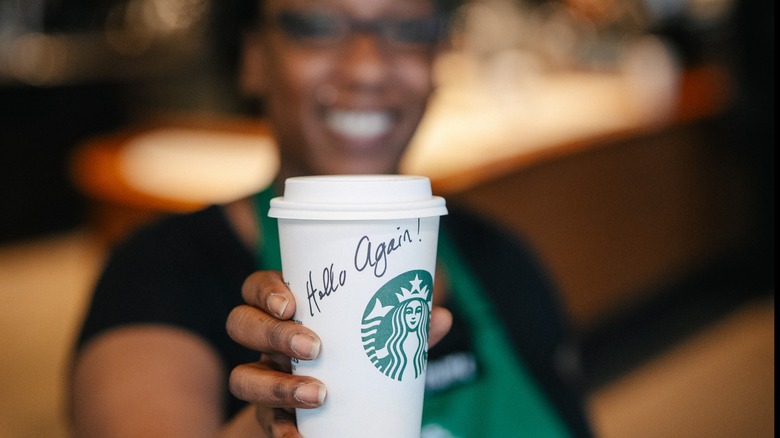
[
  {"x1": 70, "y1": 325, "x2": 263, "y2": 438},
  {"x1": 69, "y1": 271, "x2": 452, "y2": 438}
]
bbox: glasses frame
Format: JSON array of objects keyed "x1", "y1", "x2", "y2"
[{"x1": 267, "y1": 10, "x2": 449, "y2": 51}]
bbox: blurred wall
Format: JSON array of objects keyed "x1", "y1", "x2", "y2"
[{"x1": 0, "y1": 0, "x2": 249, "y2": 244}]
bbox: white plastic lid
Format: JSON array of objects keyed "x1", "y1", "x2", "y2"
[{"x1": 268, "y1": 175, "x2": 448, "y2": 220}]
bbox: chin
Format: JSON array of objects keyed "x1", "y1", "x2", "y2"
[
  {"x1": 324, "y1": 165, "x2": 397, "y2": 176},
  {"x1": 314, "y1": 156, "x2": 401, "y2": 176}
]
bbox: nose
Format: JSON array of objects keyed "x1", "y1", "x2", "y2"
[{"x1": 338, "y1": 33, "x2": 390, "y2": 89}]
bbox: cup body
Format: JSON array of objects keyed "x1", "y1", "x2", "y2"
[{"x1": 269, "y1": 175, "x2": 447, "y2": 438}]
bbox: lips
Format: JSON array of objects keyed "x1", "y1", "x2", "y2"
[{"x1": 325, "y1": 109, "x2": 393, "y2": 141}]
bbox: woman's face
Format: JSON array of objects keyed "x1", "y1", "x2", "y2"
[{"x1": 249, "y1": 0, "x2": 441, "y2": 178}]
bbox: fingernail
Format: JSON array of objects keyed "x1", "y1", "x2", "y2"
[
  {"x1": 294, "y1": 382, "x2": 326, "y2": 406},
  {"x1": 290, "y1": 334, "x2": 321, "y2": 360},
  {"x1": 267, "y1": 293, "x2": 289, "y2": 318}
]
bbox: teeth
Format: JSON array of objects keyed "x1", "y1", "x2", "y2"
[{"x1": 326, "y1": 110, "x2": 392, "y2": 139}]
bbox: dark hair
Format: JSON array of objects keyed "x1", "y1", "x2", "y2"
[{"x1": 231, "y1": 0, "x2": 462, "y2": 31}]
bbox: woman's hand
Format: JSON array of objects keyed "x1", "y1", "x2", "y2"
[
  {"x1": 226, "y1": 270, "x2": 452, "y2": 436},
  {"x1": 227, "y1": 270, "x2": 321, "y2": 437}
]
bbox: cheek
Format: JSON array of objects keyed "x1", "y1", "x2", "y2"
[
  {"x1": 395, "y1": 56, "x2": 435, "y2": 99},
  {"x1": 267, "y1": 48, "x2": 330, "y2": 106}
]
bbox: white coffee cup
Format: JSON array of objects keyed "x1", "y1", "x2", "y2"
[{"x1": 269, "y1": 175, "x2": 447, "y2": 438}]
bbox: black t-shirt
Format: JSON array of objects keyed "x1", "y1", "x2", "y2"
[{"x1": 76, "y1": 204, "x2": 592, "y2": 436}]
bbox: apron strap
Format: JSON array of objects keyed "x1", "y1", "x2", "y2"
[{"x1": 254, "y1": 185, "x2": 282, "y2": 271}]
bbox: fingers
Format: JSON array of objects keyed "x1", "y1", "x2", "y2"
[
  {"x1": 254, "y1": 405, "x2": 301, "y2": 438},
  {"x1": 251, "y1": 359, "x2": 305, "y2": 438},
  {"x1": 270, "y1": 414, "x2": 302, "y2": 438},
  {"x1": 230, "y1": 362, "x2": 326, "y2": 409},
  {"x1": 227, "y1": 305, "x2": 321, "y2": 360},
  {"x1": 234, "y1": 271, "x2": 320, "y2": 359},
  {"x1": 232, "y1": 270, "x2": 325, "y2": 437},
  {"x1": 429, "y1": 306, "x2": 453, "y2": 348},
  {"x1": 242, "y1": 271, "x2": 296, "y2": 320}
]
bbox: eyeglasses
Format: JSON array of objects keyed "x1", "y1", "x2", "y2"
[{"x1": 271, "y1": 10, "x2": 447, "y2": 50}]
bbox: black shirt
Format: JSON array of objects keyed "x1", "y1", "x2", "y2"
[{"x1": 76, "y1": 204, "x2": 592, "y2": 436}]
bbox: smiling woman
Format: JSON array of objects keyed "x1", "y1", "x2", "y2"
[{"x1": 69, "y1": 1, "x2": 595, "y2": 437}]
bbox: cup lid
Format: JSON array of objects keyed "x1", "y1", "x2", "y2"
[{"x1": 268, "y1": 175, "x2": 447, "y2": 220}]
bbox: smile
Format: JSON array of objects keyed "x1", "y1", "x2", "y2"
[{"x1": 326, "y1": 110, "x2": 393, "y2": 140}]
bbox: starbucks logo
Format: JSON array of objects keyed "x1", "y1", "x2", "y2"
[{"x1": 361, "y1": 270, "x2": 433, "y2": 381}]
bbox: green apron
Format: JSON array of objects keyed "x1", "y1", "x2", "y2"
[
  {"x1": 254, "y1": 187, "x2": 570, "y2": 437},
  {"x1": 422, "y1": 234, "x2": 571, "y2": 437}
]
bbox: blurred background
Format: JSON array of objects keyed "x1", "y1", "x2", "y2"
[{"x1": 0, "y1": 0, "x2": 773, "y2": 436}]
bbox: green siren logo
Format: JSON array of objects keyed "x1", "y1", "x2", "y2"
[{"x1": 361, "y1": 270, "x2": 433, "y2": 381}]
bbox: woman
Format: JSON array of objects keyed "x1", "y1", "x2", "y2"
[{"x1": 71, "y1": 0, "x2": 593, "y2": 436}]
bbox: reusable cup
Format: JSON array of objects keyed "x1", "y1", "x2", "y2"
[{"x1": 268, "y1": 175, "x2": 448, "y2": 438}]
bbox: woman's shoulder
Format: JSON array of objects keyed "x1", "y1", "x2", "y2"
[
  {"x1": 443, "y1": 204, "x2": 542, "y2": 268},
  {"x1": 443, "y1": 204, "x2": 562, "y2": 321},
  {"x1": 107, "y1": 205, "x2": 247, "y2": 268},
  {"x1": 115, "y1": 206, "x2": 227, "y2": 250},
  {"x1": 77, "y1": 204, "x2": 255, "y2": 352}
]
